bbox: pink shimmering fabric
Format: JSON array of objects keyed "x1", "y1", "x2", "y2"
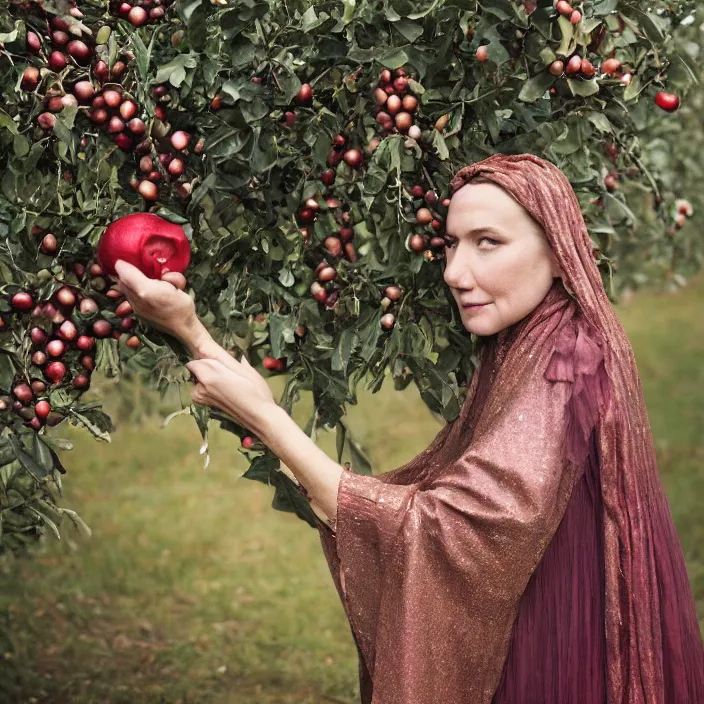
[{"x1": 317, "y1": 154, "x2": 704, "y2": 703}]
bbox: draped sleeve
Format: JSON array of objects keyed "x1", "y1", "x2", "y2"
[{"x1": 328, "y1": 336, "x2": 587, "y2": 704}]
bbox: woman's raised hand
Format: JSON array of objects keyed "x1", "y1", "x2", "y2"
[{"x1": 114, "y1": 259, "x2": 202, "y2": 346}]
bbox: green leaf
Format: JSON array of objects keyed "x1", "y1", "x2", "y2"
[
  {"x1": 392, "y1": 19, "x2": 423, "y2": 43},
  {"x1": 378, "y1": 48, "x2": 409, "y2": 70},
  {"x1": 566, "y1": 78, "x2": 600, "y2": 97},
  {"x1": 518, "y1": 71, "x2": 554, "y2": 102}
]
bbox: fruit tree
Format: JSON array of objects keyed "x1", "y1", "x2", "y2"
[{"x1": 0, "y1": 0, "x2": 701, "y2": 553}]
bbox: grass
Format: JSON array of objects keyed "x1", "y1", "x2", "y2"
[{"x1": 1, "y1": 277, "x2": 703, "y2": 703}]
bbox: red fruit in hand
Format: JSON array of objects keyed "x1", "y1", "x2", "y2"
[
  {"x1": 98, "y1": 213, "x2": 191, "y2": 279},
  {"x1": 654, "y1": 92, "x2": 680, "y2": 113}
]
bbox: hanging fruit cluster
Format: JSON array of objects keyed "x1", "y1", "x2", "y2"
[
  {"x1": 379, "y1": 285, "x2": 403, "y2": 331},
  {"x1": 110, "y1": 0, "x2": 174, "y2": 26},
  {"x1": 374, "y1": 68, "x2": 422, "y2": 141}
]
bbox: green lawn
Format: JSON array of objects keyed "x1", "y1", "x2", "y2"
[{"x1": 1, "y1": 278, "x2": 703, "y2": 703}]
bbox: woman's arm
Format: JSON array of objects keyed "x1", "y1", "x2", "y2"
[{"x1": 185, "y1": 324, "x2": 343, "y2": 524}]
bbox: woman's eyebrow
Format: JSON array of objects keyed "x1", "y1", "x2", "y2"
[{"x1": 446, "y1": 226, "x2": 504, "y2": 238}]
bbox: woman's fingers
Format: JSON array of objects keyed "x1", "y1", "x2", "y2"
[{"x1": 161, "y1": 271, "x2": 187, "y2": 290}]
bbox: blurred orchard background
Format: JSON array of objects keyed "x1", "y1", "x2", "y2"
[{"x1": 2, "y1": 0, "x2": 704, "y2": 701}]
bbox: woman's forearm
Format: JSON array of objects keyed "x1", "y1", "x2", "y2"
[
  {"x1": 184, "y1": 321, "x2": 343, "y2": 520},
  {"x1": 256, "y1": 406, "x2": 343, "y2": 522}
]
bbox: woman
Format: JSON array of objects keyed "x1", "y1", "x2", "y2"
[{"x1": 115, "y1": 154, "x2": 704, "y2": 703}]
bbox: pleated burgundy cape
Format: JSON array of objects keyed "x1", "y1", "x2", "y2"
[{"x1": 315, "y1": 154, "x2": 704, "y2": 703}]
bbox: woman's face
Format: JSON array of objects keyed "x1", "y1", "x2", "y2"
[{"x1": 443, "y1": 182, "x2": 561, "y2": 337}]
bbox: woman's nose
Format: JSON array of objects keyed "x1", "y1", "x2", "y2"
[{"x1": 443, "y1": 246, "x2": 476, "y2": 290}]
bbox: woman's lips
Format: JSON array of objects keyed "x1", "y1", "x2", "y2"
[{"x1": 461, "y1": 302, "x2": 489, "y2": 309}]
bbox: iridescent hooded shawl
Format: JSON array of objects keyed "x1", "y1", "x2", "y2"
[{"x1": 316, "y1": 154, "x2": 704, "y2": 703}]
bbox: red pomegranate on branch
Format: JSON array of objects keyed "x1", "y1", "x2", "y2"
[{"x1": 97, "y1": 213, "x2": 191, "y2": 279}]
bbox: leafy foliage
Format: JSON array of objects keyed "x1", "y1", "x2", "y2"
[{"x1": 0, "y1": 0, "x2": 701, "y2": 551}]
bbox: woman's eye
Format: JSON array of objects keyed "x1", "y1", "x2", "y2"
[{"x1": 478, "y1": 237, "x2": 499, "y2": 247}]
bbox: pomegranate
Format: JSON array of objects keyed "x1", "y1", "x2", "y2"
[
  {"x1": 374, "y1": 87, "x2": 388, "y2": 106},
  {"x1": 31, "y1": 327, "x2": 48, "y2": 345},
  {"x1": 565, "y1": 55, "x2": 582, "y2": 74},
  {"x1": 380, "y1": 313, "x2": 395, "y2": 330},
  {"x1": 601, "y1": 58, "x2": 621, "y2": 76},
  {"x1": 402, "y1": 95, "x2": 418, "y2": 112},
  {"x1": 168, "y1": 158, "x2": 184, "y2": 177},
  {"x1": 38, "y1": 112, "x2": 57, "y2": 130},
  {"x1": 416, "y1": 208, "x2": 433, "y2": 225},
  {"x1": 380, "y1": 69, "x2": 392, "y2": 84},
  {"x1": 58, "y1": 320, "x2": 78, "y2": 341},
  {"x1": 90, "y1": 108, "x2": 108, "y2": 125},
  {"x1": 170, "y1": 131, "x2": 190, "y2": 151},
  {"x1": 94, "y1": 61, "x2": 109, "y2": 81},
  {"x1": 343, "y1": 148, "x2": 362, "y2": 169},
  {"x1": 385, "y1": 285, "x2": 403, "y2": 301},
  {"x1": 321, "y1": 169, "x2": 335, "y2": 187},
  {"x1": 55, "y1": 286, "x2": 76, "y2": 307},
  {"x1": 115, "y1": 300, "x2": 132, "y2": 317},
  {"x1": 80, "y1": 356, "x2": 94, "y2": 371},
  {"x1": 35, "y1": 400, "x2": 51, "y2": 420},
  {"x1": 31, "y1": 380, "x2": 46, "y2": 395},
  {"x1": 92, "y1": 320, "x2": 112, "y2": 337},
  {"x1": 48, "y1": 51, "x2": 67, "y2": 72},
  {"x1": 386, "y1": 95, "x2": 402, "y2": 114},
  {"x1": 103, "y1": 90, "x2": 122, "y2": 109},
  {"x1": 318, "y1": 266, "x2": 337, "y2": 282},
  {"x1": 114, "y1": 132, "x2": 133, "y2": 150},
  {"x1": 27, "y1": 31, "x2": 41, "y2": 53},
  {"x1": 79, "y1": 297, "x2": 98, "y2": 314},
  {"x1": 21, "y1": 66, "x2": 40, "y2": 91},
  {"x1": 45, "y1": 361, "x2": 66, "y2": 383},
  {"x1": 98, "y1": 213, "x2": 190, "y2": 279},
  {"x1": 73, "y1": 374, "x2": 90, "y2": 389},
  {"x1": 111, "y1": 61, "x2": 127, "y2": 79},
  {"x1": 409, "y1": 234, "x2": 427, "y2": 253},
  {"x1": 67, "y1": 40, "x2": 90, "y2": 63},
  {"x1": 655, "y1": 91, "x2": 680, "y2": 113},
  {"x1": 137, "y1": 180, "x2": 158, "y2": 201},
  {"x1": 120, "y1": 100, "x2": 137, "y2": 120},
  {"x1": 393, "y1": 76, "x2": 408, "y2": 93},
  {"x1": 128, "y1": 6, "x2": 148, "y2": 26},
  {"x1": 108, "y1": 116, "x2": 125, "y2": 134},
  {"x1": 46, "y1": 339, "x2": 66, "y2": 357},
  {"x1": 549, "y1": 60, "x2": 564, "y2": 76},
  {"x1": 139, "y1": 156, "x2": 153, "y2": 173},
  {"x1": 11, "y1": 291, "x2": 33, "y2": 311},
  {"x1": 580, "y1": 59, "x2": 595, "y2": 78},
  {"x1": 395, "y1": 112, "x2": 412, "y2": 132},
  {"x1": 13, "y1": 383, "x2": 33, "y2": 403},
  {"x1": 76, "y1": 335, "x2": 94, "y2": 351},
  {"x1": 296, "y1": 83, "x2": 313, "y2": 106},
  {"x1": 310, "y1": 282, "x2": 328, "y2": 303}
]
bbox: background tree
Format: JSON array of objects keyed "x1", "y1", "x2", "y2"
[{"x1": 0, "y1": 0, "x2": 700, "y2": 553}]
